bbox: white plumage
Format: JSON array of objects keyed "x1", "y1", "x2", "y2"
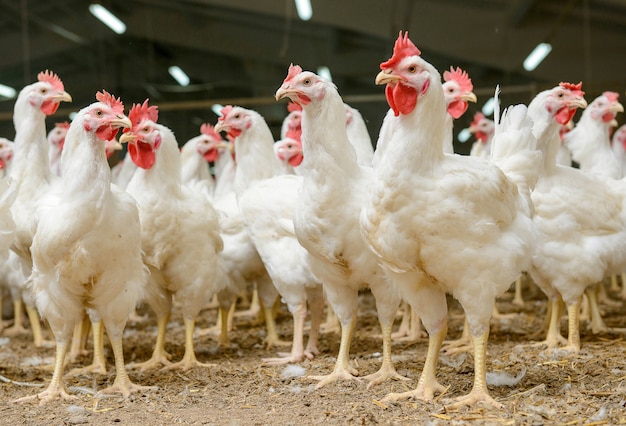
[
  {"x1": 275, "y1": 65, "x2": 404, "y2": 388},
  {"x1": 17, "y1": 91, "x2": 150, "y2": 404},
  {"x1": 360, "y1": 33, "x2": 538, "y2": 408},
  {"x1": 122, "y1": 100, "x2": 224, "y2": 371},
  {"x1": 215, "y1": 105, "x2": 324, "y2": 364},
  {"x1": 528, "y1": 84, "x2": 626, "y2": 350}
]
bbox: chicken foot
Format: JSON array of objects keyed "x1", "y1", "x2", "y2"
[
  {"x1": 96, "y1": 335, "x2": 156, "y2": 398},
  {"x1": 162, "y1": 317, "x2": 215, "y2": 371},
  {"x1": 444, "y1": 330, "x2": 503, "y2": 410},
  {"x1": 14, "y1": 340, "x2": 77, "y2": 405},
  {"x1": 129, "y1": 315, "x2": 173, "y2": 370},
  {"x1": 309, "y1": 316, "x2": 360, "y2": 388},
  {"x1": 382, "y1": 325, "x2": 447, "y2": 403},
  {"x1": 263, "y1": 302, "x2": 310, "y2": 365},
  {"x1": 363, "y1": 322, "x2": 409, "y2": 388},
  {"x1": 68, "y1": 320, "x2": 107, "y2": 376}
]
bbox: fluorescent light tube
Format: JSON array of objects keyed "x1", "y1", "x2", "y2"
[
  {"x1": 294, "y1": 0, "x2": 312, "y2": 21},
  {"x1": 458, "y1": 128, "x2": 471, "y2": 143},
  {"x1": 523, "y1": 42, "x2": 552, "y2": 72},
  {"x1": 89, "y1": 4, "x2": 126, "y2": 35},
  {"x1": 168, "y1": 66, "x2": 190, "y2": 87},
  {"x1": 482, "y1": 97, "x2": 495, "y2": 116},
  {"x1": 317, "y1": 66, "x2": 332, "y2": 82},
  {"x1": 0, "y1": 84, "x2": 16, "y2": 98}
]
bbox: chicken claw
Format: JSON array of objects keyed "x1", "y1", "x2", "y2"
[
  {"x1": 443, "y1": 388, "x2": 503, "y2": 410},
  {"x1": 308, "y1": 365, "x2": 361, "y2": 389},
  {"x1": 14, "y1": 385, "x2": 78, "y2": 406}
]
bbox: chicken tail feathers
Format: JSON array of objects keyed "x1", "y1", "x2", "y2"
[{"x1": 490, "y1": 101, "x2": 542, "y2": 210}]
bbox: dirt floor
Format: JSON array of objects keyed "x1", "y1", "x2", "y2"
[{"x1": 1, "y1": 280, "x2": 626, "y2": 425}]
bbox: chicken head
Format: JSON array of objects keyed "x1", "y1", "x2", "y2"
[
  {"x1": 119, "y1": 99, "x2": 160, "y2": 169},
  {"x1": 443, "y1": 67, "x2": 477, "y2": 119},
  {"x1": 27, "y1": 70, "x2": 72, "y2": 116}
]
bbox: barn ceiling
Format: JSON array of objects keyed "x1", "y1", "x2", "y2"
[{"x1": 1, "y1": 0, "x2": 625, "y2": 154}]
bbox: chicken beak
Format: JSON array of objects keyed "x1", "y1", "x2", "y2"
[
  {"x1": 52, "y1": 91, "x2": 72, "y2": 103},
  {"x1": 119, "y1": 132, "x2": 136, "y2": 144},
  {"x1": 611, "y1": 102, "x2": 624, "y2": 114},
  {"x1": 275, "y1": 86, "x2": 296, "y2": 102},
  {"x1": 375, "y1": 70, "x2": 402, "y2": 86},
  {"x1": 213, "y1": 122, "x2": 228, "y2": 134},
  {"x1": 110, "y1": 115, "x2": 132, "y2": 130},
  {"x1": 570, "y1": 97, "x2": 588, "y2": 110},
  {"x1": 461, "y1": 92, "x2": 478, "y2": 103}
]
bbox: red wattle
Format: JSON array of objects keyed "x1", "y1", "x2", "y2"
[
  {"x1": 129, "y1": 140, "x2": 156, "y2": 169},
  {"x1": 96, "y1": 125, "x2": 118, "y2": 142},
  {"x1": 387, "y1": 84, "x2": 417, "y2": 116},
  {"x1": 0, "y1": 158, "x2": 6, "y2": 170},
  {"x1": 555, "y1": 107, "x2": 576, "y2": 125},
  {"x1": 447, "y1": 100, "x2": 468, "y2": 119},
  {"x1": 41, "y1": 101, "x2": 60, "y2": 116},
  {"x1": 288, "y1": 153, "x2": 304, "y2": 167},
  {"x1": 602, "y1": 112, "x2": 614, "y2": 123},
  {"x1": 227, "y1": 128, "x2": 242, "y2": 141},
  {"x1": 203, "y1": 149, "x2": 219, "y2": 162}
]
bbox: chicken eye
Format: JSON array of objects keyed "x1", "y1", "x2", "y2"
[
  {"x1": 234, "y1": 114, "x2": 241, "y2": 119},
  {"x1": 303, "y1": 78, "x2": 312, "y2": 86},
  {"x1": 408, "y1": 65, "x2": 417, "y2": 73},
  {"x1": 40, "y1": 88, "x2": 48, "y2": 94},
  {"x1": 95, "y1": 110, "x2": 103, "y2": 117}
]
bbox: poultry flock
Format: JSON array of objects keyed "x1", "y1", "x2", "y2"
[{"x1": 1, "y1": 31, "x2": 626, "y2": 411}]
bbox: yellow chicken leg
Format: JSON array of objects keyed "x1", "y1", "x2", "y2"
[
  {"x1": 130, "y1": 315, "x2": 172, "y2": 370},
  {"x1": 14, "y1": 340, "x2": 77, "y2": 405},
  {"x1": 163, "y1": 317, "x2": 215, "y2": 371},
  {"x1": 445, "y1": 330, "x2": 503, "y2": 410},
  {"x1": 309, "y1": 316, "x2": 359, "y2": 388}
]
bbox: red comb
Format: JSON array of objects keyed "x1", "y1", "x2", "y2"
[
  {"x1": 559, "y1": 82, "x2": 585, "y2": 97},
  {"x1": 443, "y1": 67, "x2": 473, "y2": 93},
  {"x1": 37, "y1": 70, "x2": 64, "y2": 91},
  {"x1": 128, "y1": 99, "x2": 158, "y2": 130},
  {"x1": 55, "y1": 121, "x2": 70, "y2": 129},
  {"x1": 218, "y1": 105, "x2": 233, "y2": 122},
  {"x1": 380, "y1": 31, "x2": 421, "y2": 70},
  {"x1": 284, "y1": 64, "x2": 303, "y2": 84},
  {"x1": 95, "y1": 91, "x2": 124, "y2": 115},
  {"x1": 604, "y1": 91, "x2": 619, "y2": 103},
  {"x1": 287, "y1": 102, "x2": 302, "y2": 112},
  {"x1": 471, "y1": 111, "x2": 485, "y2": 126},
  {"x1": 200, "y1": 123, "x2": 221, "y2": 140}
]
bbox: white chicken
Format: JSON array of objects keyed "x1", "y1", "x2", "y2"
[
  {"x1": 526, "y1": 82, "x2": 626, "y2": 354},
  {"x1": 274, "y1": 136, "x2": 303, "y2": 174},
  {"x1": 468, "y1": 112, "x2": 495, "y2": 158},
  {"x1": 0, "y1": 177, "x2": 17, "y2": 332},
  {"x1": 393, "y1": 66, "x2": 478, "y2": 343},
  {"x1": 121, "y1": 100, "x2": 224, "y2": 371},
  {"x1": 611, "y1": 124, "x2": 626, "y2": 175},
  {"x1": 565, "y1": 91, "x2": 624, "y2": 179},
  {"x1": 275, "y1": 65, "x2": 404, "y2": 388},
  {"x1": 442, "y1": 66, "x2": 477, "y2": 154},
  {"x1": 6, "y1": 70, "x2": 72, "y2": 347},
  {"x1": 180, "y1": 123, "x2": 220, "y2": 197},
  {"x1": 360, "y1": 32, "x2": 539, "y2": 408},
  {"x1": 344, "y1": 103, "x2": 374, "y2": 165},
  {"x1": 47, "y1": 121, "x2": 69, "y2": 177},
  {"x1": 214, "y1": 105, "x2": 324, "y2": 365},
  {"x1": 15, "y1": 91, "x2": 151, "y2": 404},
  {"x1": 0, "y1": 138, "x2": 14, "y2": 178}
]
